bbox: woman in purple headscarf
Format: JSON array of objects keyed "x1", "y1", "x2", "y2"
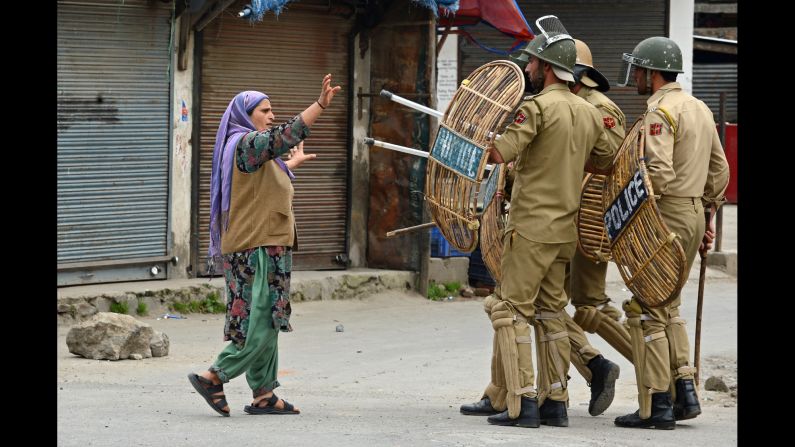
[{"x1": 188, "y1": 74, "x2": 341, "y2": 417}]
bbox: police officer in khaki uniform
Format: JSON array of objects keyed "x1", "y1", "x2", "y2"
[
  {"x1": 459, "y1": 26, "x2": 615, "y2": 428},
  {"x1": 560, "y1": 38, "x2": 628, "y2": 417},
  {"x1": 613, "y1": 36, "x2": 730, "y2": 430}
]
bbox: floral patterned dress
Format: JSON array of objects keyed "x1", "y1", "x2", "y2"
[{"x1": 221, "y1": 115, "x2": 309, "y2": 348}]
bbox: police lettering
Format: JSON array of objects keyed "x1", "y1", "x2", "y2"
[{"x1": 604, "y1": 170, "x2": 648, "y2": 242}]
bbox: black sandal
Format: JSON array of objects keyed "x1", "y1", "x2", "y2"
[
  {"x1": 188, "y1": 373, "x2": 230, "y2": 417},
  {"x1": 244, "y1": 393, "x2": 300, "y2": 415}
]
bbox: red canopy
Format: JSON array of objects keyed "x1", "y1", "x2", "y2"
[{"x1": 438, "y1": 0, "x2": 534, "y2": 41}]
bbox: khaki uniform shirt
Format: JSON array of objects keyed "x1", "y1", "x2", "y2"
[
  {"x1": 494, "y1": 83, "x2": 614, "y2": 243},
  {"x1": 643, "y1": 82, "x2": 730, "y2": 206},
  {"x1": 576, "y1": 86, "x2": 626, "y2": 152}
]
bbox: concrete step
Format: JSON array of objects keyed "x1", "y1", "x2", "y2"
[{"x1": 57, "y1": 269, "x2": 416, "y2": 326}]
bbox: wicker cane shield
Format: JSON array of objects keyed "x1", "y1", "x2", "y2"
[
  {"x1": 478, "y1": 163, "x2": 507, "y2": 282},
  {"x1": 577, "y1": 173, "x2": 612, "y2": 263},
  {"x1": 425, "y1": 60, "x2": 525, "y2": 252},
  {"x1": 603, "y1": 118, "x2": 688, "y2": 308}
]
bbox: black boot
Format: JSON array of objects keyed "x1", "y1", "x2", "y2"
[
  {"x1": 487, "y1": 396, "x2": 540, "y2": 427},
  {"x1": 587, "y1": 354, "x2": 620, "y2": 416},
  {"x1": 614, "y1": 392, "x2": 676, "y2": 430},
  {"x1": 673, "y1": 378, "x2": 702, "y2": 421},
  {"x1": 460, "y1": 396, "x2": 499, "y2": 416},
  {"x1": 539, "y1": 399, "x2": 568, "y2": 427}
]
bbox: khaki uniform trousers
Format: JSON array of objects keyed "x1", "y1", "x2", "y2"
[
  {"x1": 563, "y1": 249, "x2": 615, "y2": 373},
  {"x1": 632, "y1": 196, "x2": 704, "y2": 395},
  {"x1": 492, "y1": 230, "x2": 576, "y2": 403}
]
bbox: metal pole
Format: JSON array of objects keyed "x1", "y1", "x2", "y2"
[
  {"x1": 716, "y1": 92, "x2": 727, "y2": 252},
  {"x1": 364, "y1": 138, "x2": 429, "y2": 158},
  {"x1": 380, "y1": 89, "x2": 501, "y2": 141},
  {"x1": 364, "y1": 137, "x2": 496, "y2": 171},
  {"x1": 380, "y1": 89, "x2": 444, "y2": 118}
]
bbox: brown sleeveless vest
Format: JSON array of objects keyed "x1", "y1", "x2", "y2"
[{"x1": 221, "y1": 159, "x2": 296, "y2": 254}]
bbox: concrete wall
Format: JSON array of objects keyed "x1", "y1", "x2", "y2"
[
  {"x1": 349, "y1": 32, "x2": 372, "y2": 268},
  {"x1": 670, "y1": 0, "x2": 695, "y2": 93},
  {"x1": 169, "y1": 15, "x2": 194, "y2": 279},
  {"x1": 428, "y1": 257, "x2": 469, "y2": 286}
]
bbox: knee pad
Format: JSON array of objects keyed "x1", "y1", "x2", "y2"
[
  {"x1": 574, "y1": 305, "x2": 633, "y2": 363},
  {"x1": 598, "y1": 302, "x2": 624, "y2": 321},
  {"x1": 483, "y1": 294, "x2": 501, "y2": 316}
]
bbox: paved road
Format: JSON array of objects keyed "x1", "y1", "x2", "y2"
[{"x1": 57, "y1": 267, "x2": 736, "y2": 446}]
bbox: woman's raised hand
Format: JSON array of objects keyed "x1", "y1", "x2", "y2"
[{"x1": 317, "y1": 73, "x2": 342, "y2": 108}]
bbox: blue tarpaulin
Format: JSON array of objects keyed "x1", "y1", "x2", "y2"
[
  {"x1": 411, "y1": 0, "x2": 460, "y2": 17},
  {"x1": 240, "y1": 0, "x2": 533, "y2": 56},
  {"x1": 243, "y1": 0, "x2": 297, "y2": 21}
]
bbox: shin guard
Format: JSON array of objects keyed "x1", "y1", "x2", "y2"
[
  {"x1": 484, "y1": 334, "x2": 508, "y2": 411},
  {"x1": 533, "y1": 311, "x2": 571, "y2": 406},
  {"x1": 666, "y1": 315, "x2": 695, "y2": 381},
  {"x1": 665, "y1": 313, "x2": 697, "y2": 400},
  {"x1": 483, "y1": 296, "x2": 508, "y2": 411},
  {"x1": 490, "y1": 299, "x2": 535, "y2": 419},
  {"x1": 624, "y1": 299, "x2": 652, "y2": 419}
]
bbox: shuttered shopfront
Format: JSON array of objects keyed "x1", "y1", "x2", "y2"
[
  {"x1": 459, "y1": 0, "x2": 668, "y2": 123},
  {"x1": 693, "y1": 63, "x2": 737, "y2": 123},
  {"x1": 196, "y1": 1, "x2": 352, "y2": 272},
  {"x1": 57, "y1": 0, "x2": 174, "y2": 285}
]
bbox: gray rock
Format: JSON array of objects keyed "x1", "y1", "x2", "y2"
[
  {"x1": 474, "y1": 288, "x2": 491, "y2": 297},
  {"x1": 150, "y1": 331, "x2": 170, "y2": 357},
  {"x1": 94, "y1": 298, "x2": 111, "y2": 313},
  {"x1": 336, "y1": 324, "x2": 344, "y2": 332},
  {"x1": 705, "y1": 376, "x2": 730, "y2": 392},
  {"x1": 77, "y1": 303, "x2": 97, "y2": 318},
  {"x1": 66, "y1": 312, "x2": 154, "y2": 361},
  {"x1": 57, "y1": 304, "x2": 72, "y2": 314},
  {"x1": 129, "y1": 353, "x2": 143, "y2": 360}
]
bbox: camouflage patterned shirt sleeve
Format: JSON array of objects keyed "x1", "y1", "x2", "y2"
[{"x1": 236, "y1": 114, "x2": 311, "y2": 173}]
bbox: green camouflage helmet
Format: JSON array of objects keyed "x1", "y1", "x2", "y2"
[{"x1": 519, "y1": 31, "x2": 576, "y2": 79}]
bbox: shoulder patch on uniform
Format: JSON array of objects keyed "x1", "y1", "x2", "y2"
[
  {"x1": 603, "y1": 117, "x2": 616, "y2": 129},
  {"x1": 514, "y1": 111, "x2": 527, "y2": 124},
  {"x1": 649, "y1": 123, "x2": 662, "y2": 136}
]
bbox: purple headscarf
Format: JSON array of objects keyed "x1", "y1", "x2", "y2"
[{"x1": 208, "y1": 90, "x2": 268, "y2": 263}]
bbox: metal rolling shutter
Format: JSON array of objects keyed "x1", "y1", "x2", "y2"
[
  {"x1": 197, "y1": 1, "x2": 351, "y2": 272},
  {"x1": 57, "y1": 0, "x2": 173, "y2": 285},
  {"x1": 460, "y1": 0, "x2": 667, "y2": 123},
  {"x1": 693, "y1": 63, "x2": 737, "y2": 123}
]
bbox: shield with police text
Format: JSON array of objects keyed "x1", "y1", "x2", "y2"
[
  {"x1": 602, "y1": 118, "x2": 688, "y2": 308},
  {"x1": 425, "y1": 60, "x2": 525, "y2": 252}
]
